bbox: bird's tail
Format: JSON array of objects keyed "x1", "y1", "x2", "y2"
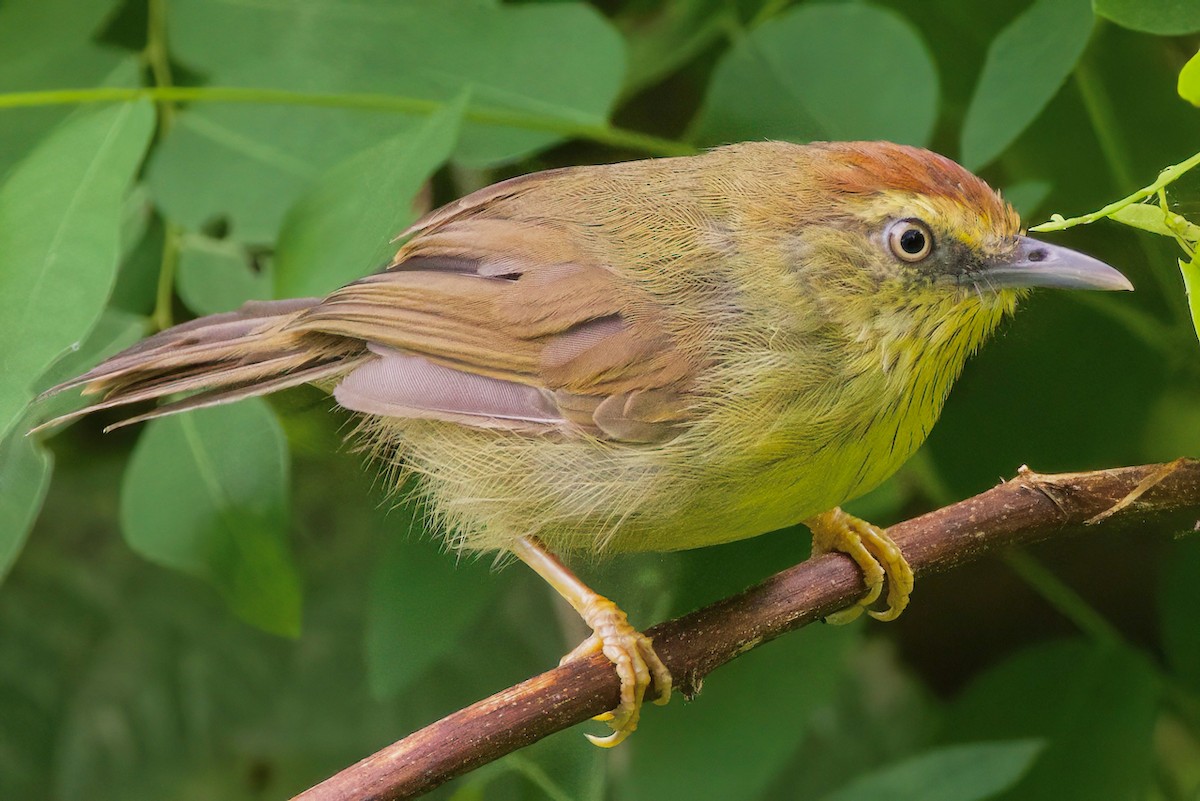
[{"x1": 34, "y1": 297, "x2": 366, "y2": 433}]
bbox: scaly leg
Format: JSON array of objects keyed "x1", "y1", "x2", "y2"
[
  {"x1": 805, "y1": 507, "x2": 914, "y2": 624},
  {"x1": 512, "y1": 536, "x2": 672, "y2": 747}
]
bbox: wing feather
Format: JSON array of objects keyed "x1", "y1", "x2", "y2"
[
  {"x1": 334, "y1": 345, "x2": 562, "y2": 432},
  {"x1": 293, "y1": 209, "x2": 698, "y2": 442}
]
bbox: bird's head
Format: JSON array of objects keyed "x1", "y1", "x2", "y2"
[
  {"x1": 804, "y1": 141, "x2": 1131, "y2": 299},
  {"x1": 787, "y1": 141, "x2": 1131, "y2": 359}
]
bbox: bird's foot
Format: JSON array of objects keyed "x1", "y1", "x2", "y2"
[
  {"x1": 561, "y1": 595, "x2": 672, "y2": 747},
  {"x1": 511, "y1": 535, "x2": 671, "y2": 746},
  {"x1": 806, "y1": 506, "x2": 914, "y2": 624}
]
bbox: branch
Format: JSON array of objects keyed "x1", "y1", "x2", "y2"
[{"x1": 293, "y1": 460, "x2": 1200, "y2": 801}]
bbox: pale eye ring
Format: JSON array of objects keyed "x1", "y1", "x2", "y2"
[{"x1": 887, "y1": 219, "x2": 934, "y2": 262}]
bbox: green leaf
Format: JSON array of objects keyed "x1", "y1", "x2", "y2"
[
  {"x1": 146, "y1": 94, "x2": 389, "y2": 245},
  {"x1": 618, "y1": 0, "x2": 729, "y2": 96},
  {"x1": 1181, "y1": 254, "x2": 1200, "y2": 344},
  {"x1": 120, "y1": 400, "x2": 300, "y2": 637},
  {"x1": 819, "y1": 740, "x2": 1045, "y2": 801},
  {"x1": 147, "y1": 0, "x2": 625, "y2": 242},
  {"x1": 40, "y1": 308, "x2": 146, "y2": 386},
  {"x1": 691, "y1": 3, "x2": 938, "y2": 146},
  {"x1": 30, "y1": 308, "x2": 146, "y2": 430},
  {"x1": 0, "y1": 0, "x2": 127, "y2": 175},
  {"x1": 176, "y1": 236, "x2": 272, "y2": 316},
  {"x1": 961, "y1": 0, "x2": 1093, "y2": 171},
  {"x1": 776, "y1": 639, "x2": 940, "y2": 799},
  {"x1": 1093, "y1": 0, "x2": 1200, "y2": 34},
  {"x1": 0, "y1": 0, "x2": 120, "y2": 59},
  {"x1": 1109, "y1": 203, "x2": 1179, "y2": 237},
  {"x1": 0, "y1": 101, "x2": 155, "y2": 442},
  {"x1": 366, "y1": 510, "x2": 509, "y2": 699},
  {"x1": 0, "y1": 430, "x2": 52, "y2": 583},
  {"x1": 1181, "y1": 49, "x2": 1200, "y2": 106},
  {"x1": 942, "y1": 640, "x2": 1160, "y2": 801},
  {"x1": 1160, "y1": 537, "x2": 1200, "y2": 687},
  {"x1": 621, "y1": 623, "x2": 860, "y2": 801},
  {"x1": 0, "y1": 529, "x2": 298, "y2": 801},
  {"x1": 274, "y1": 91, "x2": 466, "y2": 299},
  {"x1": 111, "y1": 206, "x2": 167, "y2": 318}
]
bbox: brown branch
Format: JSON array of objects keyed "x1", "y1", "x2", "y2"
[{"x1": 293, "y1": 459, "x2": 1200, "y2": 801}]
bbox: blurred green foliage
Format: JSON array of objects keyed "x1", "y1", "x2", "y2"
[{"x1": 0, "y1": 0, "x2": 1199, "y2": 799}]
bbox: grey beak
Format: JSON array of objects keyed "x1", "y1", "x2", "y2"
[{"x1": 981, "y1": 236, "x2": 1133, "y2": 292}]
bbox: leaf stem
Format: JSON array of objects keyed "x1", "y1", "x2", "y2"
[
  {"x1": 502, "y1": 755, "x2": 576, "y2": 801},
  {"x1": 1002, "y1": 550, "x2": 1123, "y2": 646},
  {"x1": 143, "y1": 0, "x2": 181, "y2": 330},
  {"x1": 1030, "y1": 147, "x2": 1200, "y2": 233},
  {"x1": 152, "y1": 223, "x2": 180, "y2": 331},
  {"x1": 750, "y1": 0, "x2": 792, "y2": 28},
  {"x1": 1061, "y1": 53, "x2": 1189, "y2": 316},
  {"x1": 143, "y1": 0, "x2": 175, "y2": 134},
  {"x1": 1073, "y1": 56, "x2": 1138, "y2": 195},
  {"x1": 0, "y1": 86, "x2": 698, "y2": 158}
]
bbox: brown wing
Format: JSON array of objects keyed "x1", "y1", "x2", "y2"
[{"x1": 286, "y1": 197, "x2": 697, "y2": 443}]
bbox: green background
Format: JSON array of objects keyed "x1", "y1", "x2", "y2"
[{"x1": 1, "y1": 0, "x2": 1199, "y2": 799}]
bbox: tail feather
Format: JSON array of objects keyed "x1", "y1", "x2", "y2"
[
  {"x1": 101, "y1": 357, "x2": 363, "y2": 432},
  {"x1": 33, "y1": 297, "x2": 363, "y2": 434}
]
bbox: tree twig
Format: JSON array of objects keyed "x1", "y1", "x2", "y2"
[{"x1": 293, "y1": 460, "x2": 1200, "y2": 801}]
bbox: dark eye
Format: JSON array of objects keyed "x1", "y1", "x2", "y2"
[{"x1": 887, "y1": 220, "x2": 934, "y2": 262}]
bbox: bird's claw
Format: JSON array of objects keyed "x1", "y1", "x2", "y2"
[
  {"x1": 560, "y1": 596, "x2": 672, "y2": 747},
  {"x1": 808, "y1": 507, "x2": 914, "y2": 624}
]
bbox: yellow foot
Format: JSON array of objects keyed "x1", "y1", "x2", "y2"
[
  {"x1": 805, "y1": 507, "x2": 914, "y2": 624},
  {"x1": 562, "y1": 595, "x2": 672, "y2": 747},
  {"x1": 511, "y1": 535, "x2": 672, "y2": 746}
]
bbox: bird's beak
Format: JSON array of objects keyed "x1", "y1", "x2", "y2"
[{"x1": 980, "y1": 236, "x2": 1133, "y2": 292}]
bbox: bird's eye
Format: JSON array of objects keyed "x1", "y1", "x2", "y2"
[{"x1": 887, "y1": 220, "x2": 934, "y2": 263}]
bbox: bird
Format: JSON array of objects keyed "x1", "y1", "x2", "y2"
[{"x1": 35, "y1": 140, "x2": 1132, "y2": 746}]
